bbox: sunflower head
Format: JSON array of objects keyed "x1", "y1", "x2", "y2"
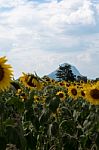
[
  {"x1": 81, "y1": 90, "x2": 85, "y2": 97},
  {"x1": 68, "y1": 85, "x2": 79, "y2": 100},
  {"x1": 90, "y1": 89, "x2": 99, "y2": 99},
  {"x1": 96, "y1": 81, "x2": 99, "y2": 88},
  {"x1": 85, "y1": 85, "x2": 99, "y2": 105},
  {"x1": 34, "y1": 95, "x2": 40, "y2": 103},
  {"x1": 19, "y1": 73, "x2": 42, "y2": 90},
  {"x1": 0, "y1": 56, "x2": 13, "y2": 91},
  {"x1": 59, "y1": 81, "x2": 66, "y2": 87},
  {"x1": 56, "y1": 91, "x2": 66, "y2": 101}
]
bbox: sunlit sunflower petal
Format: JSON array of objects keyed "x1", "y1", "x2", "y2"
[
  {"x1": 85, "y1": 84, "x2": 99, "y2": 105},
  {"x1": 56, "y1": 91, "x2": 66, "y2": 101},
  {"x1": 19, "y1": 73, "x2": 42, "y2": 90},
  {"x1": 67, "y1": 84, "x2": 80, "y2": 100},
  {"x1": 0, "y1": 56, "x2": 13, "y2": 91},
  {"x1": 0, "y1": 56, "x2": 7, "y2": 64}
]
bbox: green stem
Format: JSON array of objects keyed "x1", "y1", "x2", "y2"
[{"x1": 0, "y1": 113, "x2": 4, "y2": 136}]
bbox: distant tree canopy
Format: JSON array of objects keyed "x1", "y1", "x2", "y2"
[{"x1": 56, "y1": 64, "x2": 76, "y2": 82}]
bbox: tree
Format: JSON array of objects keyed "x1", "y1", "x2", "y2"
[{"x1": 56, "y1": 64, "x2": 76, "y2": 82}]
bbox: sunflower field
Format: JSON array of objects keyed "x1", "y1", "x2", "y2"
[{"x1": 0, "y1": 56, "x2": 99, "y2": 150}]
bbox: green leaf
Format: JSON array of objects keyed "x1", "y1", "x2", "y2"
[
  {"x1": 49, "y1": 96, "x2": 60, "y2": 113},
  {"x1": 96, "y1": 133, "x2": 99, "y2": 148},
  {"x1": 73, "y1": 110, "x2": 80, "y2": 122},
  {"x1": 50, "y1": 122, "x2": 59, "y2": 137},
  {"x1": 6, "y1": 125, "x2": 26, "y2": 150},
  {"x1": 61, "y1": 107, "x2": 72, "y2": 119},
  {"x1": 62, "y1": 134, "x2": 78, "y2": 150},
  {"x1": 3, "y1": 118, "x2": 15, "y2": 127},
  {"x1": 39, "y1": 109, "x2": 51, "y2": 125},
  {"x1": 25, "y1": 132, "x2": 37, "y2": 150},
  {"x1": 0, "y1": 136, "x2": 6, "y2": 150},
  {"x1": 60, "y1": 119, "x2": 76, "y2": 135},
  {"x1": 7, "y1": 97, "x2": 24, "y2": 113}
]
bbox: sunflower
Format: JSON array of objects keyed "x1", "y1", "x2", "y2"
[
  {"x1": 0, "y1": 56, "x2": 13, "y2": 91},
  {"x1": 85, "y1": 85, "x2": 99, "y2": 105},
  {"x1": 42, "y1": 76, "x2": 51, "y2": 82},
  {"x1": 34, "y1": 95, "x2": 40, "y2": 103},
  {"x1": 58, "y1": 81, "x2": 67, "y2": 87},
  {"x1": 56, "y1": 91, "x2": 66, "y2": 101},
  {"x1": 33, "y1": 95, "x2": 45, "y2": 104},
  {"x1": 96, "y1": 81, "x2": 99, "y2": 88},
  {"x1": 80, "y1": 89, "x2": 86, "y2": 98},
  {"x1": 77, "y1": 85, "x2": 86, "y2": 99},
  {"x1": 19, "y1": 73, "x2": 28, "y2": 86},
  {"x1": 19, "y1": 73, "x2": 42, "y2": 90},
  {"x1": 68, "y1": 84, "x2": 80, "y2": 100},
  {"x1": 16, "y1": 89, "x2": 27, "y2": 101}
]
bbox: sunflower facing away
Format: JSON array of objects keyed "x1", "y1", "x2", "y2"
[
  {"x1": 0, "y1": 56, "x2": 13, "y2": 91},
  {"x1": 19, "y1": 73, "x2": 42, "y2": 90}
]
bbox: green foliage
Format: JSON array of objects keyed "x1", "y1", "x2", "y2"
[{"x1": 0, "y1": 79, "x2": 99, "y2": 150}]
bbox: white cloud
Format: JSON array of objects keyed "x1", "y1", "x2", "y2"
[
  {"x1": 6, "y1": 37, "x2": 99, "y2": 79},
  {"x1": 6, "y1": 48, "x2": 67, "y2": 78},
  {"x1": 0, "y1": 0, "x2": 26, "y2": 7},
  {"x1": 0, "y1": 0, "x2": 99, "y2": 79}
]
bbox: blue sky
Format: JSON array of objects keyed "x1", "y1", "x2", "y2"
[{"x1": 0, "y1": 0, "x2": 99, "y2": 79}]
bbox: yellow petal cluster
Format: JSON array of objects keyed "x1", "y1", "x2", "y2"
[
  {"x1": 19, "y1": 73, "x2": 42, "y2": 90},
  {"x1": 0, "y1": 56, "x2": 13, "y2": 91}
]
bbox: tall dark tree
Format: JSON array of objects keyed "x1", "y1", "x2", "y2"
[{"x1": 56, "y1": 64, "x2": 76, "y2": 82}]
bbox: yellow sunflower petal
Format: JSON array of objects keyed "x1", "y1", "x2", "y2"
[{"x1": 0, "y1": 56, "x2": 13, "y2": 91}]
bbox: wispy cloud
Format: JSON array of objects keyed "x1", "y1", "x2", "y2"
[{"x1": 0, "y1": 0, "x2": 99, "y2": 79}]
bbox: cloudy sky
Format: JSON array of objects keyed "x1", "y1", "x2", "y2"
[{"x1": 0, "y1": 0, "x2": 99, "y2": 79}]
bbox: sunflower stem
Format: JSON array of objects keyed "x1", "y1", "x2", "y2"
[{"x1": 0, "y1": 113, "x2": 4, "y2": 136}]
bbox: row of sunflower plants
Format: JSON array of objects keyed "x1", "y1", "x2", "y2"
[{"x1": 0, "y1": 56, "x2": 99, "y2": 150}]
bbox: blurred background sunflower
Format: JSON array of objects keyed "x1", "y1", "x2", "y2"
[
  {"x1": 56, "y1": 91, "x2": 66, "y2": 101},
  {"x1": 0, "y1": 56, "x2": 13, "y2": 91}
]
